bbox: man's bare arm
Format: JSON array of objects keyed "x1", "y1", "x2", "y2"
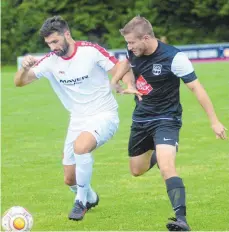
[
  {"x1": 14, "y1": 55, "x2": 38, "y2": 87},
  {"x1": 121, "y1": 69, "x2": 143, "y2": 101},
  {"x1": 186, "y1": 79, "x2": 227, "y2": 139},
  {"x1": 108, "y1": 60, "x2": 142, "y2": 100},
  {"x1": 109, "y1": 59, "x2": 130, "y2": 85}
]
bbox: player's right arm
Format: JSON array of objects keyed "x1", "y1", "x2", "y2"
[{"x1": 14, "y1": 55, "x2": 38, "y2": 87}]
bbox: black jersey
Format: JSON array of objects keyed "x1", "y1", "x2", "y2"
[{"x1": 127, "y1": 40, "x2": 197, "y2": 122}]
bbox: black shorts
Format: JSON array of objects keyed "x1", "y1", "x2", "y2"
[{"x1": 128, "y1": 119, "x2": 182, "y2": 157}]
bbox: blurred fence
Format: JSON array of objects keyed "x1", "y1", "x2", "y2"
[{"x1": 17, "y1": 43, "x2": 229, "y2": 70}]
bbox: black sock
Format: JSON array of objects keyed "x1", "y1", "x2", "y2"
[
  {"x1": 148, "y1": 151, "x2": 157, "y2": 170},
  {"x1": 166, "y1": 176, "x2": 187, "y2": 223}
]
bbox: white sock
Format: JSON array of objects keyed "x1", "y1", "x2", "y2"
[
  {"x1": 73, "y1": 184, "x2": 97, "y2": 202},
  {"x1": 69, "y1": 174, "x2": 96, "y2": 203},
  {"x1": 87, "y1": 185, "x2": 97, "y2": 203},
  {"x1": 74, "y1": 153, "x2": 93, "y2": 206}
]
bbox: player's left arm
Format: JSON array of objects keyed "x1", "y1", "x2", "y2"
[
  {"x1": 94, "y1": 44, "x2": 133, "y2": 85},
  {"x1": 108, "y1": 62, "x2": 142, "y2": 100},
  {"x1": 107, "y1": 62, "x2": 126, "y2": 93},
  {"x1": 172, "y1": 52, "x2": 227, "y2": 140},
  {"x1": 109, "y1": 59, "x2": 130, "y2": 84},
  {"x1": 94, "y1": 44, "x2": 128, "y2": 81},
  {"x1": 109, "y1": 49, "x2": 135, "y2": 87},
  {"x1": 94, "y1": 45, "x2": 142, "y2": 99},
  {"x1": 186, "y1": 79, "x2": 227, "y2": 139}
]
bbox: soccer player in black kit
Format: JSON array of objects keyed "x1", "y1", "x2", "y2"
[{"x1": 112, "y1": 16, "x2": 227, "y2": 231}]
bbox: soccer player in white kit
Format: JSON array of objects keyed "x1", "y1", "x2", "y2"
[{"x1": 14, "y1": 16, "x2": 127, "y2": 221}]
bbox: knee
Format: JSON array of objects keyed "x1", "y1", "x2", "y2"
[
  {"x1": 130, "y1": 168, "x2": 143, "y2": 177},
  {"x1": 64, "y1": 176, "x2": 75, "y2": 186},
  {"x1": 159, "y1": 165, "x2": 177, "y2": 180},
  {"x1": 74, "y1": 145, "x2": 90, "y2": 154},
  {"x1": 74, "y1": 132, "x2": 97, "y2": 154}
]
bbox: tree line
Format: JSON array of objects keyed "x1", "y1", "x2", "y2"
[{"x1": 2, "y1": 0, "x2": 229, "y2": 64}]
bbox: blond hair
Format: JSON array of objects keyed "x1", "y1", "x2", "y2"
[{"x1": 120, "y1": 16, "x2": 155, "y2": 38}]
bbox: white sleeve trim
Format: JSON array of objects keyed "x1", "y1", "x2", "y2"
[{"x1": 171, "y1": 52, "x2": 194, "y2": 77}]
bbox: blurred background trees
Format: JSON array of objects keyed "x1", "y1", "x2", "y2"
[{"x1": 2, "y1": 0, "x2": 229, "y2": 64}]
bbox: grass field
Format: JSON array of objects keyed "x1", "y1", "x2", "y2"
[{"x1": 1, "y1": 62, "x2": 229, "y2": 231}]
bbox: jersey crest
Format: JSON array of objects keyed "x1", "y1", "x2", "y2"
[{"x1": 152, "y1": 64, "x2": 162, "y2": 75}]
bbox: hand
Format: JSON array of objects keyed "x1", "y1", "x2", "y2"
[
  {"x1": 122, "y1": 87, "x2": 143, "y2": 101},
  {"x1": 211, "y1": 121, "x2": 227, "y2": 140},
  {"x1": 110, "y1": 82, "x2": 124, "y2": 93},
  {"x1": 21, "y1": 55, "x2": 38, "y2": 70}
]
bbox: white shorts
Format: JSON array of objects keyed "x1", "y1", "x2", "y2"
[{"x1": 62, "y1": 111, "x2": 119, "y2": 165}]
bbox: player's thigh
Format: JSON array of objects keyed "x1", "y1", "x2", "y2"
[
  {"x1": 156, "y1": 144, "x2": 176, "y2": 171},
  {"x1": 154, "y1": 120, "x2": 181, "y2": 174},
  {"x1": 128, "y1": 121, "x2": 154, "y2": 173},
  {"x1": 129, "y1": 150, "x2": 153, "y2": 176},
  {"x1": 128, "y1": 121, "x2": 154, "y2": 156},
  {"x1": 74, "y1": 111, "x2": 119, "y2": 154},
  {"x1": 73, "y1": 131, "x2": 97, "y2": 154},
  {"x1": 153, "y1": 119, "x2": 181, "y2": 149}
]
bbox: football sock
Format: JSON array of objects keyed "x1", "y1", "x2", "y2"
[
  {"x1": 166, "y1": 176, "x2": 187, "y2": 223},
  {"x1": 73, "y1": 185, "x2": 97, "y2": 203},
  {"x1": 74, "y1": 153, "x2": 94, "y2": 206},
  {"x1": 87, "y1": 186, "x2": 97, "y2": 203},
  {"x1": 148, "y1": 150, "x2": 157, "y2": 170},
  {"x1": 70, "y1": 180, "x2": 96, "y2": 203}
]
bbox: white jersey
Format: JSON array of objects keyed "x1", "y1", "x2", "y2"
[{"x1": 32, "y1": 41, "x2": 118, "y2": 117}]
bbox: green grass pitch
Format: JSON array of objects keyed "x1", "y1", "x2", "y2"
[{"x1": 1, "y1": 62, "x2": 229, "y2": 231}]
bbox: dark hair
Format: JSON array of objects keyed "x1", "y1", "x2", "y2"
[{"x1": 39, "y1": 15, "x2": 70, "y2": 37}]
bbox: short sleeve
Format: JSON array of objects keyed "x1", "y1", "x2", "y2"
[
  {"x1": 32, "y1": 53, "x2": 53, "y2": 79},
  {"x1": 95, "y1": 44, "x2": 118, "y2": 71},
  {"x1": 171, "y1": 52, "x2": 197, "y2": 83}
]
